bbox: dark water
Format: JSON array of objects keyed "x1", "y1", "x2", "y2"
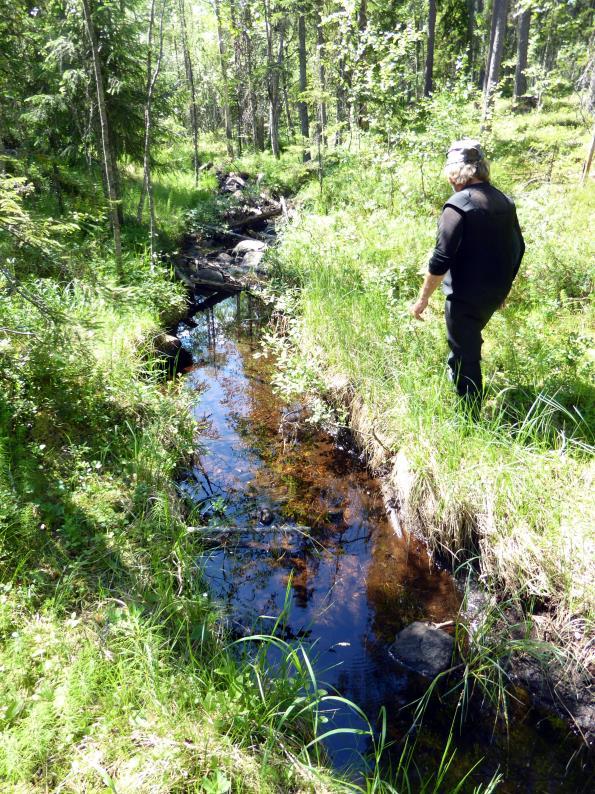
[{"x1": 179, "y1": 294, "x2": 593, "y2": 792}]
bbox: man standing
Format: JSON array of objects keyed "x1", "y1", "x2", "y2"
[{"x1": 410, "y1": 139, "x2": 525, "y2": 413}]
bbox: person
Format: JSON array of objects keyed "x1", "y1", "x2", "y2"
[{"x1": 410, "y1": 139, "x2": 525, "y2": 413}]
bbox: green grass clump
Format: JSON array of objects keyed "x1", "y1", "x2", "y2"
[{"x1": 268, "y1": 96, "x2": 594, "y2": 637}]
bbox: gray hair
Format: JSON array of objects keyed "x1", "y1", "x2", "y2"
[
  {"x1": 444, "y1": 138, "x2": 490, "y2": 186},
  {"x1": 444, "y1": 158, "x2": 490, "y2": 186}
]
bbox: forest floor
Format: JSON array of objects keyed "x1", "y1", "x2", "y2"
[{"x1": 250, "y1": 95, "x2": 594, "y2": 728}]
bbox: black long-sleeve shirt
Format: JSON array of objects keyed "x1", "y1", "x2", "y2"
[{"x1": 427, "y1": 182, "x2": 525, "y2": 306}]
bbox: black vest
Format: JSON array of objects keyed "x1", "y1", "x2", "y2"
[{"x1": 442, "y1": 183, "x2": 522, "y2": 307}]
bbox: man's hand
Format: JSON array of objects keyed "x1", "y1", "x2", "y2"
[{"x1": 410, "y1": 297, "x2": 428, "y2": 320}]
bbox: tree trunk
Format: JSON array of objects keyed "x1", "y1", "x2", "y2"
[
  {"x1": 581, "y1": 126, "x2": 595, "y2": 185},
  {"x1": 483, "y1": 0, "x2": 510, "y2": 122},
  {"x1": 483, "y1": 0, "x2": 498, "y2": 94},
  {"x1": 263, "y1": 0, "x2": 284, "y2": 159},
  {"x1": 229, "y1": 0, "x2": 243, "y2": 155},
  {"x1": 315, "y1": 9, "x2": 328, "y2": 146},
  {"x1": 424, "y1": 0, "x2": 437, "y2": 97},
  {"x1": 335, "y1": 54, "x2": 349, "y2": 146},
  {"x1": 514, "y1": 5, "x2": 531, "y2": 100},
  {"x1": 282, "y1": 64, "x2": 294, "y2": 138},
  {"x1": 355, "y1": 0, "x2": 368, "y2": 129},
  {"x1": 178, "y1": 0, "x2": 200, "y2": 183},
  {"x1": 81, "y1": 0, "x2": 122, "y2": 268},
  {"x1": 137, "y1": 0, "x2": 166, "y2": 258},
  {"x1": 214, "y1": 0, "x2": 234, "y2": 157},
  {"x1": 242, "y1": 6, "x2": 262, "y2": 151},
  {"x1": 297, "y1": 13, "x2": 310, "y2": 161},
  {"x1": 467, "y1": 0, "x2": 476, "y2": 78}
]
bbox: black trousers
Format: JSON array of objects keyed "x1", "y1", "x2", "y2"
[{"x1": 444, "y1": 298, "x2": 498, "y2": 402}]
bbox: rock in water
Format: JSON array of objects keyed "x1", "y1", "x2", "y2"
[
  {"x1": 389, "y1": 621, "x2": 454, "y2": 678},
  {"x1": 242, "y1": 250, "x2": 265, "y2": 270},
  {"x1": 153, "y1": 333, "x2": 193, "y2": 373},
  {"x1": 259, "y1": 508, "x2": 274, "y2": 526},
  {"x1": 232, "y1": 239, "x2": 267, "y2": 255}
]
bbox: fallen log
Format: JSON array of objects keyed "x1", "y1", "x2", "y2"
[{"x1": 228, "y1": 205, "x2": 282, "y2": 230}]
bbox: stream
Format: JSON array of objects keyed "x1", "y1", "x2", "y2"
[{"x1": 175, "y1": 292, "x2": 593, "y2": 792}]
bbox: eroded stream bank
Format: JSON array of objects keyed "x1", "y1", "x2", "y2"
[{"x1": 169, "y1": 291, "x2": 592, "y2": 792}]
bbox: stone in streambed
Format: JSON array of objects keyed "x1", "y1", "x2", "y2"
[
  {"x1": 241, "y1": 250, "x2": 265, "y2": 270},
  {"x1": 389, "y1": 621, "x2": 454, "y2": 678},
  {"x1": 232, "y1": 239, "x2": 267, "y2": 255},
  {"x1": 259, "y1": 508, "x2": 274, "y2": 526},
  {"x1": 153, "y1": 333, "x2": 193, "y2": 372}
]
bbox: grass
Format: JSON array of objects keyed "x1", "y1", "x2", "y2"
[
  {"x1": 0, "y1": 148, "x2": 351, "y2": 792},
  {"x1": 257, "y1": 93, "x2": 594, "y2": 663},
  {"x1": 1, "y1": 136, "x2": 504, "y2": 792},
  {"x1": 2, "y1": 99, "x2": 590, "y2": 790}
]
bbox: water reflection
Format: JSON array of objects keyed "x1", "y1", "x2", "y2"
[{"x1": 180, "y1": 294, "x2": 593, "y2": 791}]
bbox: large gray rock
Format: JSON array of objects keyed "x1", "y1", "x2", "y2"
[
  {"x1": 389, "y1": 621, "x2": 454, "y2": 678},
  {"x1": 233, "y1": 239, "x2": 266, "y2": 255},
  {"x1": 241, "y1": 250, "x2": 265, "y2": 270}
]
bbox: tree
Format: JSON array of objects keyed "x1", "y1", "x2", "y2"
[
  {"x1": 137, "y1": 0, "x2": 167, "y2": 256},
  {"x1": 514, "y1": 2, "x2": 532, "y2": 100},
  {"x1": 483, "y1": 0, "x2": 510, "y2": 122},
  {"x1": 81, "y1": 0, "x2": 122, "y2": 267},
  {"x1": 214, "y1": 0, "x2": 234, "y2": 157},
  {"x1": 178, "y1": 0, "x2": 200, "y2": 183},
  {"x1": 297, "y1": 11, "x2": 311, "y2": 161},
  {"x1": 263, "y1": 0, "x2": 286, "y2": 158},
  {"x1": 424, "y1": 0, "x2": 437, "y2": 97},
  {"x1": 315, "y1": 8, "x2": 328, "y2": 146}
]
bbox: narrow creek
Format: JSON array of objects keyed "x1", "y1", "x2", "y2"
[{"x1": 175, "y1": 292, "x2": 593, "y2": 792}]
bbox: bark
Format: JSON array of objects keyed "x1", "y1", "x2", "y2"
[
  {"x1": 424, "y1": 0, "x2": 437, "y2": 97},
  {"x1": 467, "y1": 0, "x2": 476, "y2": 77},
  {"x1": 137, "y1": 0, "x2": 166, "y2": 257},
  {"x1": 483, "y1": 0, "x2": 499, "y2": 94},
  {"x1": 335, "y1": 56, "x2": 347, "y2": 146},
  {"x1": 356, "y1": 0, "x2": 368, "y2": 129},
  {"x1": 297, "y1": 13, "x2": 310, "y2": 161},
  {"x1": 514, "y1": 5, "x2": 531, "y2": 100},
  {"x1": 483, "y1": 0, "x2": 510, "y2": 122},
  {"x1": 178, "y1": 0, "x2": 200, "y2": 183},
  {"x1": 263, "y1": 0, "x2": 285, "y2": 159},
  {"x1": 81, "y1": 0, "x2": 122, "y2": 267},
  {"x1": 315, "y1": 9, "x2": 328, "y2": 147},
  {"x1": 242, "y1": 5, "x2": 263, "y2": 151},
  {"x1": 214, "y1": 0, "x2": 234, "y2": 157},
  {"x1": 282, "y1": 40, "x2": 295, "y2": 137},
  {"x1": 229, "y1": 0, "x2": 243, "y2": 156},
  {"x1": 581, "y1": 126, "x2": 595, "y2": 185}
]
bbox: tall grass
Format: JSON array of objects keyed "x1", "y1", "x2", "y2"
[{"x1": 261, "y1": 96, "x2": 594, "y2": 640}]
